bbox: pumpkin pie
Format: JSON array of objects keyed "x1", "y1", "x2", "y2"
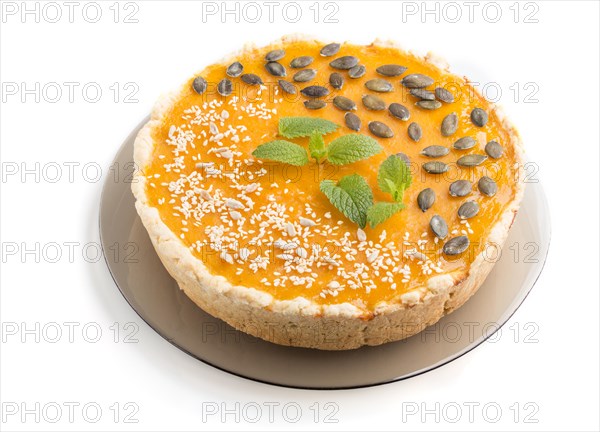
[{"x1": 132, "y1": 36, "x2": 525, "y2": 350}]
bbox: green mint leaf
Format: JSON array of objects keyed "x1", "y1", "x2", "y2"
[
  {"x1": 367, "y1": 202, "x2": 405, "y2": 228},
  {"x1": 252, "y1": 140, "x2": 308, "y2": 166},
  {"x1": 309, "y1": 132, "x2": 326, "y2": 161},
  {"x1": 377, "y1": 154, "x2": 412, "y2": 202},
  {"x1": 384, "y1": 178, "x2": 398, "y2": 199},
  {"x1": 326, "y1": 134, "x2": 383, "y2": 165},
  {"x1": 279, "y1": 117, "x2": 339, "y2": 138},
  {"x1": 320, "y1": 174, "x2": 373, "y2": 228}
]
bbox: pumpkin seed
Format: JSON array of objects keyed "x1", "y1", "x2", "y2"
[
  {"x1": 301, "y1": 85, "x2": 329, "y2": 98},
  {"x1": 435, "y1": 87, "x2": 454, "y2": 103},
  {"x1": 320, "y1": 42, "x2": 341, "y2": 57},
  {"x1": 241, "y1": 74, "x2": 263, "y2": 85},
  {"x1": 471, "y1": 108, "x2": 488, "y2": 127},
  {"x1": 362, "y1": 94, "x2": 386, "y2": 111},
  {"x1": 369, "y1": 121, "x2": 394, "y2": 138},
  {"x1": 443, "y1": 236, "x2": 470, "y2": 255},
  {"x1": 389, "y1": 103, "x2": 410, "y2": 121},
  {"x1": 293, "y1": 69, "x2": 317, "y2": 82},
  {"x1": 453, "y1": 137, "x2": 476, "y2": 150},
  {"x1": 192, "y1": 76, "x2": 207, "y2": 94},
  {"x1": 416, "y1": 100, "x2": 442, "y2": 110},
  {"x1": 226, "y1": 62, "x2": 243, "y2": 77},
  {"x1": 449, "y1": 179, "x2": 472, "y2": 197},
  {"x1": 485, "y1": 140, "x2": 504, "y2": 159},
  {"x1": 345, "y1": 112, "x2": 361, "y2": 131},
  {"x1": 396, "y1": 152, "x2": 411, "y2": 166},
  {"x1": 417, "y1": 188, "x2": 435, "y2": 212},
  {"x1": 333, "y1": 95, "x2": 356, "y2": 111},
  {"x1": 217, "y1": 78, "x2": 232, "y2": 96},
  {"x1": 421, "y1": 145, "x2": 449, "y2": 158},
  {"x1": 304, "y1": 100, "x2": 326, "y2": 110},
  {"x1": 423, "y1": 161, "x2": 448, "y2": 174},
  {"x1": 408, "y1": 122, "x2": 422, "y2": 142},
  {"x1": 265, "y1": 61, "x2": 286, "y2": 77},
  {"x1": 265, "y1": 49, "x2": 285, "y2": 61},
  {"x1": 458, "y1": 201, "x2": 479, "y2": 219},
  {"x1": 430, "y1": 215, "x2": 448, "y2": 239},
  {"x1": 441, "y1": 112, "x2": 458, "y2": 136},
  {"x1": 457, "y1": 154, "x2": 488, "y2": 167},
  {"x1": 410, "y1": 88, "x2": 435, "y2": 100},
  {"x1": 402, "y1": 73, "x2": 434, "y2": 88},
  {"x1": 278, "y1": 80, "x2": 297, "y2": 95},
  {"x1": 365, "y1": 78, "x2": 393, "y2": 92},
  {"x1": 330, "y1": 56, "x2": 359, "y2": 70},
  {"x1": 348, "y1": 65, "x2": 366, "y2": 78},
  {"x1": 329, "y1": 72, "x2": 344, "y2": 89},
  {"x1": 290, "y1": 56, "x2": 313, "y2": 68},
  {"x1": 478, "y1": 176, "x2": 498, "y2": 196},
  {"x1": 376, "y1": 64, "x2": 407, "y2": 77}
]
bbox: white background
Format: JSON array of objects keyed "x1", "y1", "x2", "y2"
[{"x1": 1, "y1": 0, "x2": 599, "y2": 431}]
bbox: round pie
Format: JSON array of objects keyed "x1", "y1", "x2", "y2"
[{"x1": 132, "y1": 36, "x2": 525, "y2": 350}]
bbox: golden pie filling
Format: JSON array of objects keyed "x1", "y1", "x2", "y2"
[{"x1": 142, "y1": 40, "x2": 521, "y2": 311}]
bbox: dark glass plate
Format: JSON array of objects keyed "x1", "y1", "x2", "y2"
[{"x1": 99, "y1": 117, "x2": 550, "y2": 389}]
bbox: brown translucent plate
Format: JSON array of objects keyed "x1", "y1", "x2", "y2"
[{"x1": 99, "y1": 117, "x2": 550, "y2": 389}]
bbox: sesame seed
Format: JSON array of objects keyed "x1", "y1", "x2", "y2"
[
  {"x1": 281, "y1": 242, "x2": 298, "y2": 251},
  {"x1": 285, "y1": 222, "x2": 297, "y2": 236},
  {"x1": 225, "y1": 198, "x2": 244, "y2": 210},
  {"x1": 299, "y1": 217, "x2": 316, "y2": 227},
  {"x1": 367, "y1": 250, "x2": 380, "y2": 264},
  {"x1": 357, "y1": 228, "x2": 367, "y2": 242},
  {"x1": 245, "y1": 183, "x2": 259, "y2": 193}
]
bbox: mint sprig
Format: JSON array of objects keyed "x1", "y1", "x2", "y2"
[
  {"x1": 251, "y1": 118, "x2": 412, "y2": 230},
  {"x1": 252, "y1": 140, "x2": 309, "y2": 166},
  {"x1": 308, "y1": 132, "x2": 327, "y2": 162},
  {"x1": 326, "y1": 134, "x2": 383, "y2": 165},
  {"x1": 377, "y1": 154, "x2": 412, "y2": 202},
  {"x1": 319, "y1": 156, "x2": 412, "y2": 228},
  {"x1": 253, "y1": 117, "x2": 382, "y2": 167},
  {"x1": 279, "y1": 117, "x2": 339, "y2": 139},
  {"x1": 367, "y1": 154, "x2": 413, "y2": 228},
  {"x1": 320, "y1": 175, "x2": 373, "y2": 229}
]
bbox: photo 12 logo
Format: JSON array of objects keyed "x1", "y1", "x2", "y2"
[
  {"x1": 1, "y1": 161, "x2": 142, "y2": 184},
  {"x1": 1, "y1": 401, "x2": 139, "y2": 424},
  {"x1": 1, "y1": 321, "x2": 140, "y2": 344},
  {"x1": 1, "y1": 241, "x2": 139, "y2": 264},
  {"x1": 201, "y1": 401, "x2": 339, "y2": 424},
  {"x1": 400, "y1": 1, "x2": 540, "y2": 24},
  {"x1": 1, "y1": 1, "x2": 140, "y2": 24},
  {"x1": 200, "y1": 1, "x2": 340, "y2": 24},
  {"x1": 401, "y1": 401, "x2": 539, "y2": 424},
  {"x1": 1, "y1": 82, "x2": 140, "y2": 104},
  {"x1": 420, "y1": 320, "x2": 540, "y2": 344}
]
